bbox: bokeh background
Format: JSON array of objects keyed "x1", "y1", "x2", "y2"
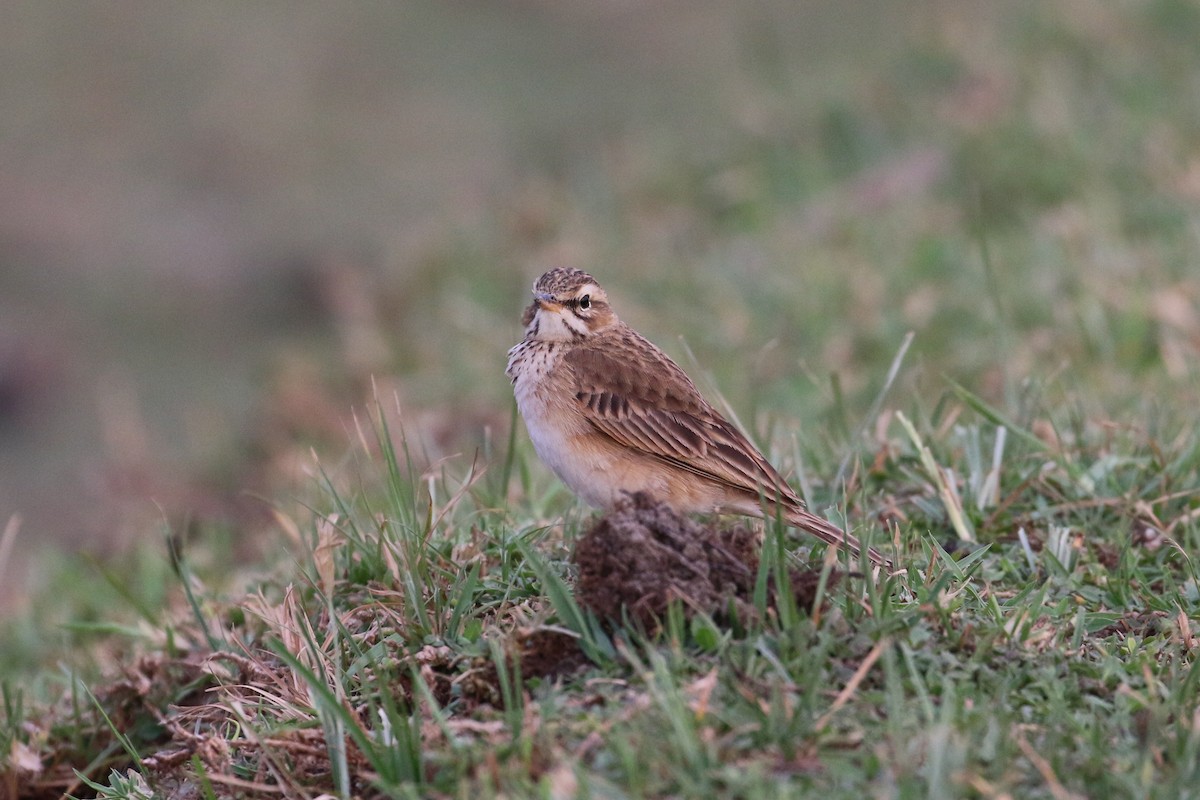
[{"x1": 3, "y1": 0, "x2": 1198, "y2": 609}]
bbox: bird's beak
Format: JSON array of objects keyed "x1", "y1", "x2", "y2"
[{"x1": 533, "y1": 292, "x2": 561, "y2": 311}]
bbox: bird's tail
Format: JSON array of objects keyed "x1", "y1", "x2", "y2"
[{"x1": 783, "y1": 505, "x2": 891, "y2": 569}]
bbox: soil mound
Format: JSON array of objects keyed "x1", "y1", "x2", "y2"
[{"x1": 574, "y1": 492, "x2": 833, "y2": 628}]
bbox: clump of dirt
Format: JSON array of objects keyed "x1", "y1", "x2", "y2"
[
  {"x1": 456, "y1": 628, "x2": 591, "y2": 710},
  {"x1": 518, "y1": 628, "x2": 592, "y2": 679},
  {"x1": 573, "y1": 492, "x2": 835, "y2": 629}
]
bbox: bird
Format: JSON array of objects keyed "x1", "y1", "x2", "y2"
[{"x1": 505, "y1": 267, "x2": 889, "y2": 568}]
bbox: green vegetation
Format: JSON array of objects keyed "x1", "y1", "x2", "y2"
[{"x1": 3, "y1": 1, "x2": 1200, "y2": 797}]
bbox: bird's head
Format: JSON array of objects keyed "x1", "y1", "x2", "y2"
[{"x1": 521, "y1": 267, "x2": 617, "y2": 340}]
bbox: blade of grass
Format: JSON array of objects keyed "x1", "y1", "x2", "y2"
[
  {"x1": 947, "y1": 378, "x2": 1048, "y2": 452},
  {"x1": 897, "y1": 410, "x2": 976, "y2": 543},
  {"x1": 80, "y1": 682, "x2": 144, "y2": 773},
  {"x1": 835, "y1": 330, "x2": 915, "y2": 490}
]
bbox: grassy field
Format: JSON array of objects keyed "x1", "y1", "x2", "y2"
[{"x1": 3, "y1": 1, "x2": 1200, "y2": 797}]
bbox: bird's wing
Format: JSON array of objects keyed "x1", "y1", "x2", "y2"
[
  {"x1": 563, "y1": 331, "x2": 798, "y2": 504},
  {"x1": 563, "y1": 330, "x2": 890, "y2": 568}
]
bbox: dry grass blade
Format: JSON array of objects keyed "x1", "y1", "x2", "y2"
[
  {"x1": 813, "y1": 637, "x2": 890, "y2": 733},
  {"x1": 897, "y1": 411, "x2": 975, "y2": 543},
  {"x1": 1015, "y1": 731, "x2": 1087, "y2": 800}
]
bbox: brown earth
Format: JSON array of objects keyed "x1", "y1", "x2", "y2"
[{"x1": 574, "y1": 492, "x2": 837, "y2": 630}]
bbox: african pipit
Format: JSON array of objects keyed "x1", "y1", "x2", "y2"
[{"x1": 506, "y1": 267, "x2": 889, "y2": 568}]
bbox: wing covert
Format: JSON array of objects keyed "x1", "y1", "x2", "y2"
[{"x1": 563, "y1": 336, "x2": 796, "y2": 501}]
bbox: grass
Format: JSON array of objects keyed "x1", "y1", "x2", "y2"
[
  {"x1": 5, "y1": 382, "x2": 1198, "y2": 797},
  {"x1": 4, "y1": 1, "x2": 1200, "y2": 797}
]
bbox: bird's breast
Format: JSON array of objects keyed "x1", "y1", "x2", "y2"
[{"x1": 506, "y1": 340, "x2": 615, "y2": 505}]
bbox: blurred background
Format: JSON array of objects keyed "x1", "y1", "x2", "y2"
[{"x1": 2, "y1": 0, "x2": 1198, "y2": 609}]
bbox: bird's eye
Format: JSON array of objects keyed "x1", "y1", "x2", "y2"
[{"x1": 578, "y1": 294, "x2": 591, "y2": 310}]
